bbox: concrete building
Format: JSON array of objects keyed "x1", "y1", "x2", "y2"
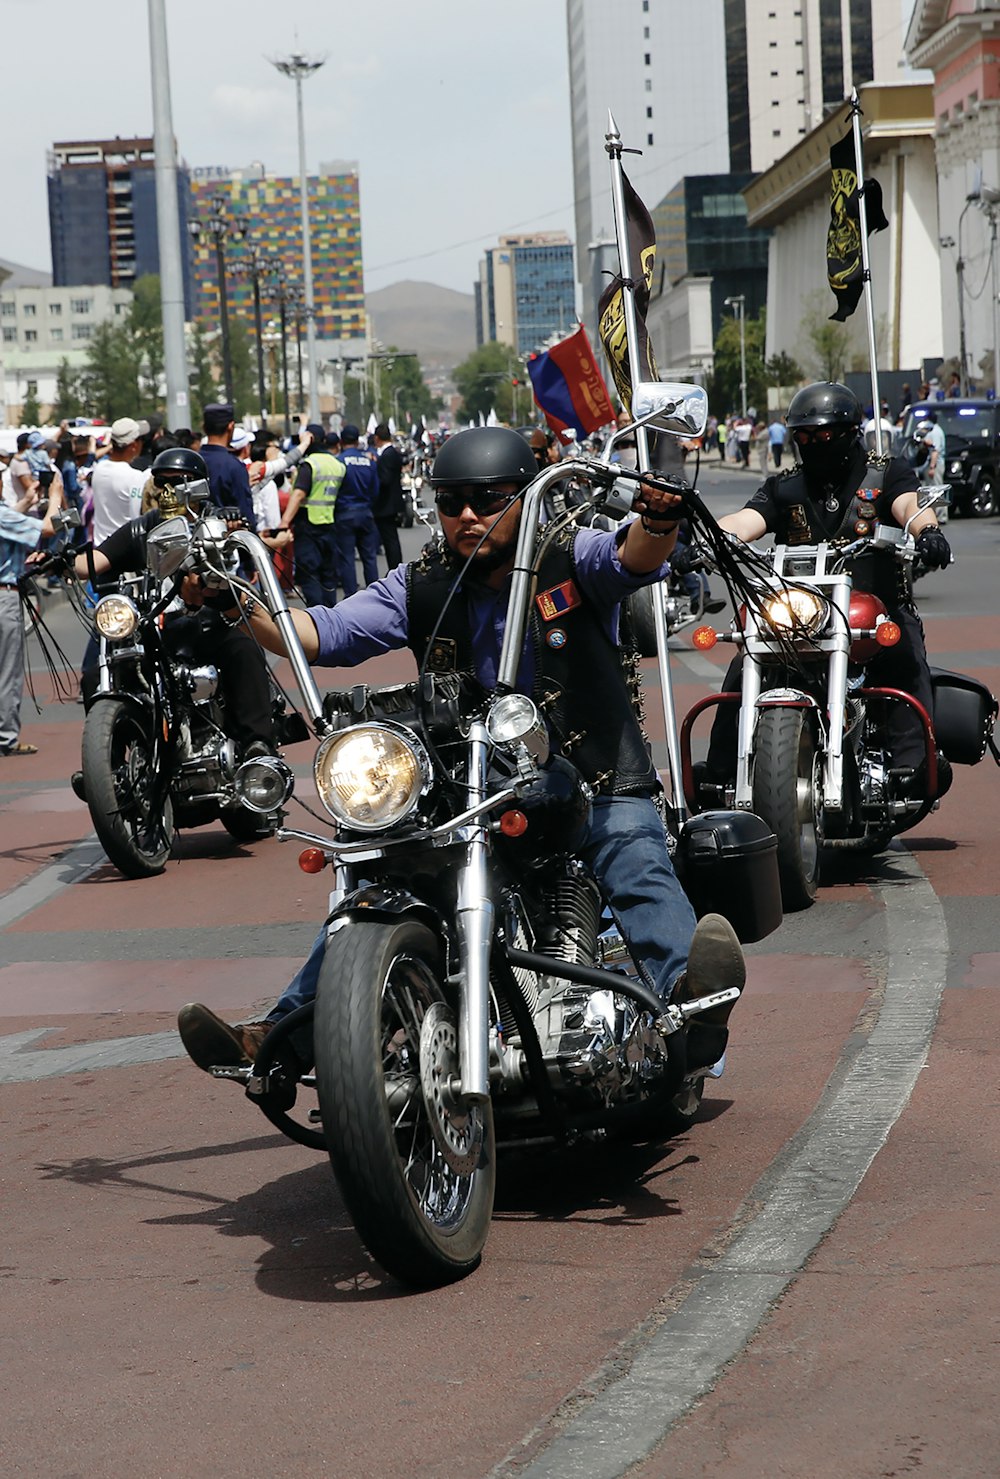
[
  {"x1": 906, "y1": 0, "x2": 1000, "y2": 391},
  {"x1": 565, "y1": 0, "x2": 730, "y2": 334},
  {"x1": 47, "y1": 137, "x2": 195, "y2": 317},
  {"x1": 189, "y1": 161, "x2": 366, "y2": 362},
  {"x1": 475, "y1": 233, "x2": 576, "y2": 356},
  {"x1": 744, "y1": 82, "x2": 941, "y2": 388},
  {"x1": 0, "y1": 276, "x2": 132, "y2": 426},
  {"x1": 566, "y1": 0, "x2": 915, "y2": 386}
]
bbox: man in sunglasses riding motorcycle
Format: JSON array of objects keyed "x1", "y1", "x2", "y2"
[
  {"x1": 693, "y1": 381, "x2": 950, "y2": 800},
  {"x1": 178, "y1": 425, "x2": 746, "y2": 1078}
]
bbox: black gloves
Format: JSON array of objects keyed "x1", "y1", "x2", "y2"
[{"x1": 915, "y1": 527, "x2": 951, "y2": 570}]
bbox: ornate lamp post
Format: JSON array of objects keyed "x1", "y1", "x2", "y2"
[
  {"x1": 188, "y1": 194, "x2": 245, "y2": 406},
  {"x1": 724, "y1": 294, "x2": 747, "y2": 418},
  {"x1": 270, "y1": 52, "x2": 324, "y2": 423},
  {"x1": 232, "y1": 241, "x2": 279, "y2": 424}
]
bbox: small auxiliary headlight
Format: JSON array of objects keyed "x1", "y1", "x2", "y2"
[
  {"x1": 486, "y1": 693, "x2": 550, "y2": 763},
  {"x1": 234, "y1": 755, "x2": 294, "y2": 813}
]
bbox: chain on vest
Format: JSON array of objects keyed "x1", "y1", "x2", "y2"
[{"x1": 405, "y1": 530, "x2": 659, "y2": 797}]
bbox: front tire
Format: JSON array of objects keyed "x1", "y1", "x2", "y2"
[
  {"x1": 81, "y1": 699, "x2": 174, "y2": 877},
  {"x1": 971, "y1": 479, "x2": 997, "y2": 518},
  {"x1": 314, "y1": 921, "x2": 496, "y2": 1286},
  {"x1": 752, "y1": 707, "x2": 821, "y2": 910}
]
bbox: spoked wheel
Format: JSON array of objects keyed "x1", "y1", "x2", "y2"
[
  {"x1": 313, "y1": 921, "x2": 496, "y2": 1287},
  {"x1": 81, "y1": 699, "x2": 174, "y2": 877},
  {"x1": 752, "y1": 707, "x2": 822, "y2": 910}
]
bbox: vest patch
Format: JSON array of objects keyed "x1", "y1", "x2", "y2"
[
  {"x1": 546, "y1": 627, "x2": 568, "y2": 649},
  {"x1": 536, "y1": 580, "x2": 581, "y2": 621}
]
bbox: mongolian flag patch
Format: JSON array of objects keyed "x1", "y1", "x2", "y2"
[{"x1": 535, "y1": 580, "x2": 582, "y2": 622}]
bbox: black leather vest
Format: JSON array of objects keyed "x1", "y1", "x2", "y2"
[
  {"x1": 405, "y1": 532, "x2": 658, "y2": 796},
  {"x1": 772, "y1": 454, "x2": 906, "y2": 608}
]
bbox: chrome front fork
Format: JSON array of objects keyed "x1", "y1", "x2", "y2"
[{"x1": 454, "y1": 721, "x2": 494, "y2": 1103}]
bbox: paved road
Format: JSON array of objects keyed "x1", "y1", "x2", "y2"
[{"x1": 2, "y1": 471, "x2": 999, "y2": 1478}]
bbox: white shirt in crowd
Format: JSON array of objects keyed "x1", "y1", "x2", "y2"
[{"x1": 90, "y1": 458, "x2": 147, "y2": 546}]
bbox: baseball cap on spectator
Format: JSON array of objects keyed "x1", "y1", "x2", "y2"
[
  {"x1": 110, "y1": 417, "x2": 145, "y2": 447},
  {"x1": 340, "y1": 423, "x2": 360, "y2": 443},
  {"x1": 203, "y1": 402, "x2": 235, "y2": 435},
  {"x1": 27, "y1": 430, "x2": 46, "y2": 449},
  {"x1": 230, "y1": 427, "x2": 254, "y2": 452},
  {"x1": 304, "y1": 422, "x2": 325, "y2": 443}
]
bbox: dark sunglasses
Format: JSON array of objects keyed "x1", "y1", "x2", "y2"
[
  {"x1": 792, "y1": 427, "x2": 838, "y2": 445},
  {"x1": 434, "y1": 487, "x2": 519, "y2": 518}
]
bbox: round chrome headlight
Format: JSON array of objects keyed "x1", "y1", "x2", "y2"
[
  {"x1": 760, "y1": 586, "x2": 829, "y2": 638},
  {"x1": 94, "y1": 594, "x2": 139, "y2": 640},
  {"x1": 314, "y1": 722, "x2": 430, "y2": 832},
  {"x1": 235, "y1": 755, "x2": 294, "y2": 814},
  {"x1": 486, "y1": 692, "x2": 550, "y2": 764}
]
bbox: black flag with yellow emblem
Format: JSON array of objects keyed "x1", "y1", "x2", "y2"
[
  {"x1": 597, "y1": 170, "x2": 658, "y2": 413},
  {"x1": 827, "y1": 128, "x2": 888, "y2": 322}
]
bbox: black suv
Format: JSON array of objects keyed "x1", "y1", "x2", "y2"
[{"x1": 900, "y1": 399, "x2": 999, "y2": 518}]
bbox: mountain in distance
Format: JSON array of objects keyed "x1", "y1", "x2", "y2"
[{"x1": 366, "y1": 280, "x2": 475, "y2": 375}]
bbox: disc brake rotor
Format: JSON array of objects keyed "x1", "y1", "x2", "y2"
[{"x1": 418, "y1": 1000, "x2": 483, "y2": 1177}]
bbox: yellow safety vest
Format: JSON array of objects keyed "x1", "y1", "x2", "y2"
[{"x1": 304, "y1": 452, "x2": 344, "y2": 526}]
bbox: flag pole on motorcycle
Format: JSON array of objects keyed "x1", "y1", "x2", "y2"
[
  {"x1": 598, "y1": 109, "x2": 688, "y2": 822},
  {"x1": 828, "y1": 88, "x2": 890, "y2": 453}
]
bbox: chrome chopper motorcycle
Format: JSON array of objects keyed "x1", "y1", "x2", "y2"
[
  {"x1": 205, "y1": 384, "x2": 782, "y2": 1287},
  {"x1": 73, "y1": 481, "x2": 305, "y2": 879},
  {"x1": 680, "y1": 490, "x2": 999, "y2": 910}
]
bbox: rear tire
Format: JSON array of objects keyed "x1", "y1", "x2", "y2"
[
  {"x1": 314, "y1": 921, "x2": 496, "y2": 1287},
  {"x1": 81, "y1": 699, "x2": 174, "y2": 877},
  {"x1": 752, "y1": 707, "x2": 821, "y2": 910}
]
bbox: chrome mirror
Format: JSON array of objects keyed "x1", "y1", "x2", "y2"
[
  {"x1": 145, "y1": 516, "x2": 192, "y2": 579},
  {"x1": 632, "y1": 381, "x2": 709, "y2": 438}
]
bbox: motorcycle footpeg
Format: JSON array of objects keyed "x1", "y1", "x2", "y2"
[
  {"x1": 674, "y1": 986, "x2": 742, "y2": 1023},
  {"x1": 208, "y1": 1063, "x2": 254, "y2": 1084}
]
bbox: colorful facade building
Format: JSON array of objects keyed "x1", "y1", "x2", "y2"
[{"x1": 189, "y1": 161, "x2": 366, "y2": 350}]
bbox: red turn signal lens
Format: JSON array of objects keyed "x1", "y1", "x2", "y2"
[
  {"x1": 499, "y1": 810, "x2": 529, "y2": 837},
  {"x1": 875, "y1": 621, "x2": 901, "y2": 647},
  {"x1": 692, "y1": 626, "x2": 719, "y2": 651},
  {"x1": 298, "y1": 848, "x2": 327, "y2": 874}
]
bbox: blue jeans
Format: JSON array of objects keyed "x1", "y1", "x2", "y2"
[{"x1": 267, "y1": 794, "x2": 696, "y2": 1021}]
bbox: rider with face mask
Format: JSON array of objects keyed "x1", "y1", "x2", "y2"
[
  {"x1": 698, "y1": 382, "x2": 950, "y2": 795},
  {"x1": 176, "y1": 425, "x2": 747, "y2": 1078}
]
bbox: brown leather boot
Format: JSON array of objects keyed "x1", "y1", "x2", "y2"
[
  {"x1": 177, "y1": 1002, "x2": 272, "y2": 1072},
  {"x1": 671, "y1": 914, "x2": 746, "y2": 1072}
]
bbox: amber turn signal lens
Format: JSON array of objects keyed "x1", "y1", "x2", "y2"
[
  {"x1": 692, "y1": 626, "x2": 719, "y2": 650},
  {"x1": 499, "y1": 810, "x2": 529, "y2": 837},
  {"x1": 298, "y1": 848, "x2": 327, "y2": 873},
  {"x1": 875, "y1": 621, "x2": 901, "y2": 647}
]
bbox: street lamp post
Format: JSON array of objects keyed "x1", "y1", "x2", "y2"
[
  {"x1": 232, "y1": 242, "x2": 278, "y2": 425},
  {"x1": 267, "y1": 274, "x2": 295, "y2": 437},
  {"x1": 724, "y1": 294, "x2": 747, "y2": 417},
  {"x1": 270, "y1": 52, "x2": 324, "y2": 425},
  {"x1": 188, "y1": 195, "x2": 245, "y2": 407}
]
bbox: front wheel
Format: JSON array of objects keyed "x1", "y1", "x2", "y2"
[
  {"x1": 314, "y1": 921, "x2": 496, "y2": 1287},
  {"x1": 751, "y1": 706, "x2": 821, "y2": 910},
  {"x1": 971, "y1": 479, "x2": 997, "y2": 518},
  {"x1": 81, "y1": 698, "x2": 174, "y2": 877}
]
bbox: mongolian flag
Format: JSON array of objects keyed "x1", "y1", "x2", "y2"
[
  {"x1": 526, "y1": 325, "x2": 616, "y2": 442},
  {"x1": 597, "y1": 170, "x2": 659, "y2": 413},
  {"x1": 827, "y1": 127, "x2": 888, "y2": 321}
]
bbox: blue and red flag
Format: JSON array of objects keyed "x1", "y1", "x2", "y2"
[{"x1": 526, "y1": 325, "x2": 616, "y2": 442}]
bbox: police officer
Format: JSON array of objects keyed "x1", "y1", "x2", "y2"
[
  {"x1": 334, "y1": 424, "x2": 380, "y2": 594},
  {"x1": 177, "y1": 426, "x2": 746, "y2": 1076},
  {"x1": 278, "y1": 425, "x2": 344, "y2": 607},
  {"x1": 702, "y1": 382, "x2": 950, "y2": 793}
]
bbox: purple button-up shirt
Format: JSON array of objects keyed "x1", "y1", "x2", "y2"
[{"x1": 307, "y1": 524, "x2": 667, "y2": 694}]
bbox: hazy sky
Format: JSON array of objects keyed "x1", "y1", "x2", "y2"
[{"x1": 2, "y1": 0, "x2": 575, "y2": 297}]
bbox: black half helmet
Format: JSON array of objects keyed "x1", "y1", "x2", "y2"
[
  {"x1": 786, "y1": 382, "x2": 863, "y2": 432},
  {"x1": 431, "y1": 426, "x2": 538, "y2": 489},
  {"x1": 151, "y1": 446, "x2": 208, "y2": 484}
]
